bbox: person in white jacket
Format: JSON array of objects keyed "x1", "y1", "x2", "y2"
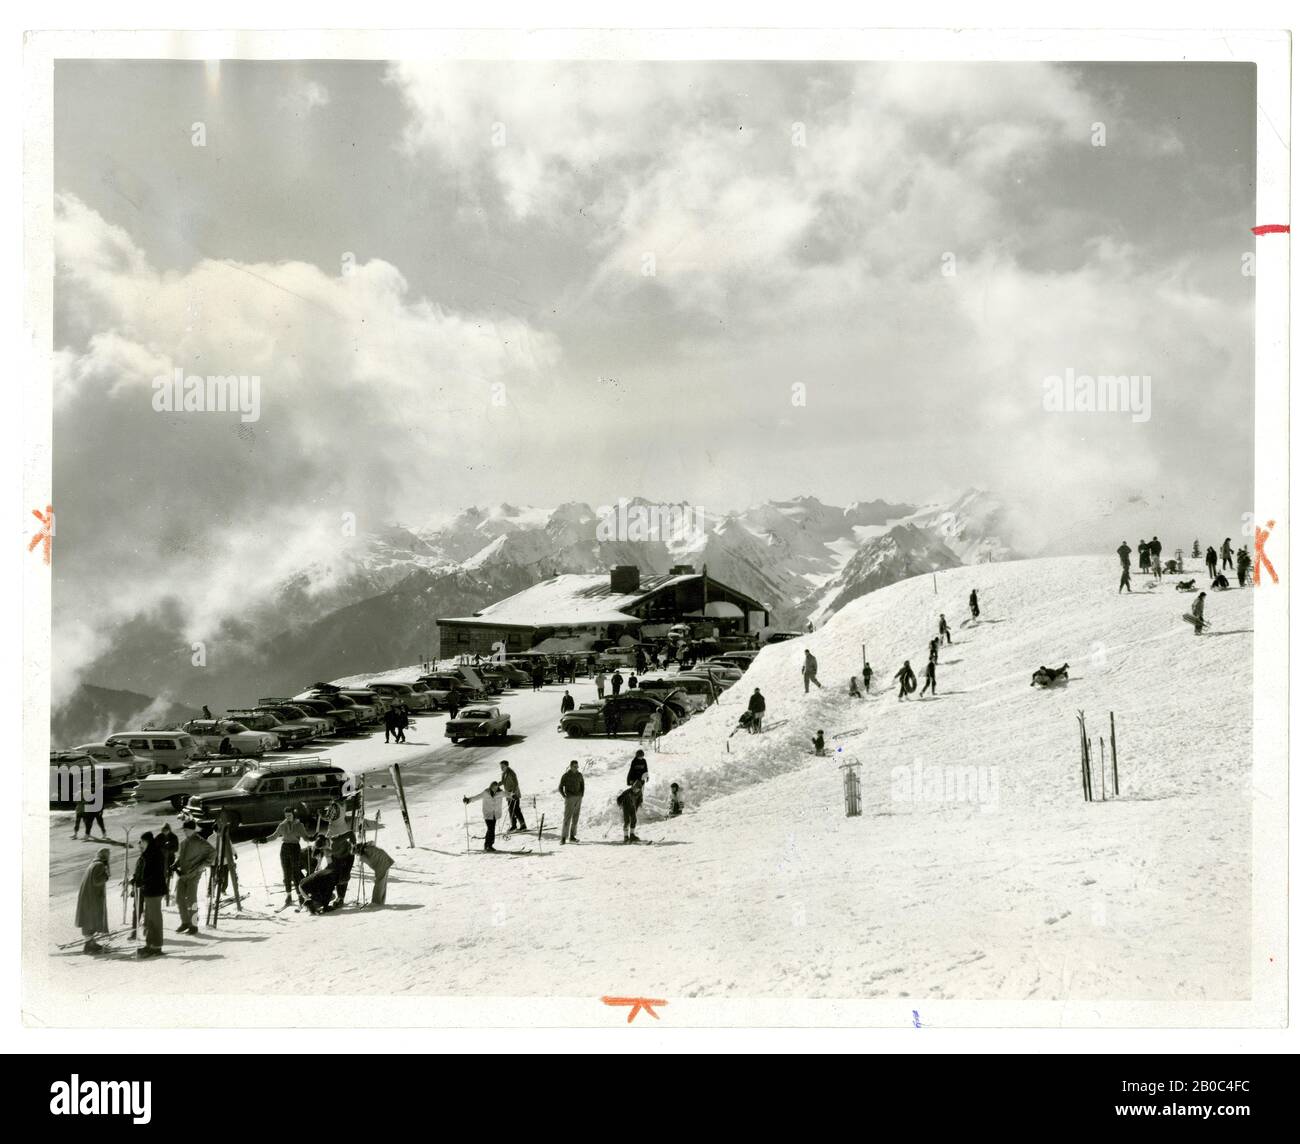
[{"x1": 463, "y1": 782, "x2": 506, "y2": 851}]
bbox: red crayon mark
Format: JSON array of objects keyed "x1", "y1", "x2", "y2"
[
  {"x1": 1254, "y1": 520, "x2": 1278, "y2": 585},
  {"x1": 601, "y1": 995, "x2": 667, "y2": 1023},
  {"x1": 28, "y1": 505, "x2": 53, "y2": 565},
  {"x1": 1251, "y1": 224, "x2": 1290, "y2": 235}
]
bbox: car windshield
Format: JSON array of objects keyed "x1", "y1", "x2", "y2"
[
  {"x1": 460, "y1": 708, "x2": 492, "y2": 718},
  {"x1": 235, "y1": 774, "x2": 259, "y2": 791}
]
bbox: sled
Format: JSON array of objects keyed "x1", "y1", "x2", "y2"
[{"x1": 1181, "y1": 613, "x2": 1211, "y2": 629}]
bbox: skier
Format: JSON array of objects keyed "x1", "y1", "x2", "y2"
[
  {"x1": 131, "y1": 832, "x2": 168, "y2": 958},
  {"x1": 1205, "y1": 543, "x2": 1217, "y2": 578},
  {"x1": 862, "y1": 662, "x2": 873, "y2": 692},
  {"x1": 1236, "y1": 546, "x2": 1251, "y2": 588},
  {"x1": 560, "y1": 690, "x2": 575, "y2": 714},
  {"x1": 920, "y1": 658, "x2": 937, "y2": 697},
  {"x1": 264, "y1": 808, "x2": 310, "y2": 907},
  {"x1": 1149, "y1": 535, "x2": 1163, "y2": 578},
  {"x1": 811, "y1": 730, "x2": 826, "y2": 756},
  {"x1": 968, "y1": 589, "x2": 980, "y2": 621},
  {"x1": 928, "y1": 636, "x2": 939, "y2": 665},
  {"x1": 611, "y1": 670, "x2": 624, "y2": 697},
  {"x1": 557, "y1": 760, "x2": 584, "y2": 844},
  {"x1": 299, "y1": 839, "x2": 338, "y2": 914},
  {"x1": 74, "y1": 848, "x2": 111, "y2": 954},
  {"x1": 499, "y1": 760, "x2": 528, "y2": 832},
  {"x1": 747, "y1": 687, "x2": 766, "y2": 733},
  {"x1": 617, "y1": 778, "x2": 644, "y2": 843},
  {"x1": 595, "y1": 670, "x2": 607, "y2": 700},
  {"x1": 173, "y1": 819, "x2": 213, "y2": 934},
  {"x1": 352, "y1": 838, "x2": 394, "y2": 906},
  {"x1": 939, "y1": 614, "x2": 952, "y2": 645},
  {"x1": 1135, "y1": 539, "x2": 1147, "y2": 573},
  {"x1": 1190, "y1": 591, "x2": 1207, "y2": 636},
  {"x1": 462, "y1": 781, "x2": 506, "y2": 852},
  {"x1": 669, "y1": 783, "x2": 684, "y2": 816},
  {"x1": 894, "y1": 660, "x2": 917, "y2": 700},
  {"x1": 329, "y1": 825, "x2": 357, "y2": 908},
  {"x1": 802, "y1": 649, "x2": 823, "y2": 692},
  {"x1": 627, "y1": 750, "x2": 649, "y2": 808}
]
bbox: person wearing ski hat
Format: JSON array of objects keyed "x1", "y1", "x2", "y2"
[
  {"x1": 463, "y1": 782, "x2": 506, "y2": 851},
  {"x1": 626, "y1": 750, "x2": 649, "y2": 809},
  {"x1": 174, "y1": 819, "x2": 214, "y2": 935},
  {"x1": 557, "y1": 760, "x2": 585, "y2": 844},
  {"x1": 617, "y1": 777, "x2": 644, "y2": 843},
  {"x1": 74, "y1": 848, "x2": 112, "y2": 954},
  {"x1": 499, "y1": 760, "x2": 527, "y2": 832}
]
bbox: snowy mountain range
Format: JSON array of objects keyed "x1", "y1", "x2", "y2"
[{"x1": 55, "y1": 489, "x2": 1018, "y2": 744}]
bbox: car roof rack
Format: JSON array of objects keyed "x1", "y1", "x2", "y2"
[{"x1": 252, "y1": 757, "x2": 341, "y2": 772}]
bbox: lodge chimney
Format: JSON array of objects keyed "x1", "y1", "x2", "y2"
[{"x1": 610, "y1": 565, "x2": 641, "y2": 594}]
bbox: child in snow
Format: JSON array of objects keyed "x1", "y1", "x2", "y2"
[
  {"x1": 920, "y1": 658, "x2": 937, "y2": 697},
  {"x1": 811, "y1": 730, "x2": 826, "y2": 756},
  {"x1": 618, "y1": 778, "x2": 644, "y2": 843},
  {"x1": 938, "y1": 616, "x2": 951, "y2": 645},
  {"x1": 1191, "y1": 592, "x2": 1207, "y2": 636},
  {"x1": 669, "y1": 783, "x2": 684, "y2": 816},
  {"x1": 849, "y1": 676, "x2": 862, "y2": 698}
]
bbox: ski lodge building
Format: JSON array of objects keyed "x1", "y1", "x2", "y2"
[{"x1": 436, "y1": 565, "x2": 771, "y2": 657}]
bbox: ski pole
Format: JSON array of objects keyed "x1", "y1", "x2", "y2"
[
  {"x1": 253, "y1": 837, "x2": 271, "y2": 896},
  {"x1": 463, "y1": 801, "x2": 471, "y2": 856}
]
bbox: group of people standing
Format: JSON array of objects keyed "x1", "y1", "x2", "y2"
[{"x1": 1202, "y1": 536, "x2": 1252, "y2": 589}]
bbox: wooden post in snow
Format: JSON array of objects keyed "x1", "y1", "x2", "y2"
[{"x1": 1110, "y1": 711, "x2": 1119, "y2": 797}]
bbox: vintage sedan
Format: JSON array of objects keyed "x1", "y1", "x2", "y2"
[
  {"x1": 226, "y1": 708, "x2": 314, "y2": 747},
  {"x1": 71, "y1": 741, "x2": 154, "y2": 779},
  {"x1": 366, "y1": 681, "x2": 433, "y2": 712},
  {"x1": 135, "y1": 757, "x2": 256, "y2": 810},
  {"x1": 444, "y1": 705, "x2": 511, "y2": 743},
  {"x1": 253, "y1": 702, "x2": 335, "y2": 740},
  {"x1": 559, "y1": 693, "x2": 678, "y2": 738},
  {"x1": 636, "y1": 673, "x2": 719, "y2": 712},
  {"x1": 181, "y1": 719, "x2": 279, "y2": 758}
]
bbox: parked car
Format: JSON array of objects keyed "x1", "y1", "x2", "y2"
[
  {"x1": 763, "y1": 631, "x2": 802, "y2": 645},
  {"x1": 417, "y1": 674, "x2": 483, "y2": 708},
  {"x1": 136, "y1": 758, "x2": 256, "y2": 811},
  {"x1": 444, "y1": 705, "x2": 511, "y2": 743},
  {"x1": 506, "y1": 653, "x2": 557, "y2": 682},
  {"x1": 181, "y1": 719, "x2": 279, "y2": 758},
  {"x1": 253, "y1": 702, "x2": 335, "y2": 739},
  {"x1": 71, "y1": 741, "x2": 154, "y2": 779},
  {"x1": 474, "y1": 668, "x2": 509, "y2": 695},
  {"x1": 103, "y1": 731, "x2": 200, "y2": 774},
  {"x1": 559, "y1": 693, "x2": 674, "y2": 738},
  {"x1": 295, "y1": 687, "x2": 379, "y2": 725},
  {"x1": 490, "y1": 662, "x2": 531, "y2": 687},
  {"x1": 366, "y1": 681, "x2": 433, "y2": 712},
  {"x1": 49, "y1": 752, "x2": 131, "y2": 805},
  {"x1": 636, "y1": 673, "x2": 718, "y2": 712},
  {"x1": 183, "y1": 759, "x2": 358, "y2": 834},
  {"x1": 718, "y1": 650, "x2": 759, "y2": 670},
  {"x1": 698, "y1": 661, "x2": 745, "y2": 685},
  {"x1": 338, "y1": 689, "x2": 390, "y2": 718},
  {"x1": 285, "y1": 696, "x2": 363, "y2": 734},
  {"x1": 52, "y1": 749, "x2": 134, "y2": 794},
  {"x1": 225, "y1": 709, "x2": 314, "y2": 748}
]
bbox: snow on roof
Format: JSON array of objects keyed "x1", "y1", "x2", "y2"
[{"x1": 439, "y1": 572, "x2": 700, "y2": 627}]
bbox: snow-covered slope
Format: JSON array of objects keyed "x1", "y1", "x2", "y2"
[{"x1": 48, "y1": 556, "x2": 1252, "y2": 1006}]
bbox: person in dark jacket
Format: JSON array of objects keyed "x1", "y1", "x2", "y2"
[
  {"x1": 747, "y1": 687, "x2": 766, "y2": 733},
  {"x1": 299, "y1": 837, "x2": 338, "y2": 913},
  {"x1": 862, "y1": 662, "x2": 873, "y2": 691},
  {"x1": 352, "y1": 839, "x2": 395, "y2": 906},
  {"x1": 968, "y1": 589, "x2": 980, "y2": 620},
  {"x1": 131, "y1": 832, "x2": 168, "y2": 957},
  {"x1": 329, "y1": 826, "x2": 357, "y2": 907},
  {"x1": 938, "y1": 615, "x2": 951, "y2": 645},
  {"x1": 74, "y1": 848, "x2": 112, "y2": 954},
  {"x1": 669, "y1": 783, "x2": 684, "y2": 816},
  {"x1": 1205, "y1": 543, "x2": 1218, "y2": 578},
  {"x1": 560, "y1": 690, "x2": 575, "y2": 714},
  {"x1": 383, "y1": 707, "x2": 401, "y2": 744},
  {"x1": 627, "y1": 751, "x2": 649, "y2": 808},
  {"x1": 1236, "y1": 546, "x2": 1251, "y2": 587},
  {"x1": 894, "y1": 660, "x2": 917, "y2": 700},
  {"x1": 611, "y1": 670, "x2": 624, "y2": 697},
  {"x1": 558, "y1": 760, "x2": 584, "y2": 844},
  {"x1": 811, "y1": 730, "x2": 826, "y2": 756},
  {"x1": 1190, "y1": 591, "x2": 1207, "y2": 635},
  {"x1": 928, "y1": 636, "x2": 939, "y2": 665},
  {"x1": 920, "y1": 658, "x2": 937, "y2": 697},
  {"x1": 499, "y1": 760, "x2": 527, "y2": 832},
  {"x1": 1221, "y1": 538, "x2": 1233, "y2": 573},
  {"x1": 173, "y1": 820, "x2": 214, "y2": 933},
  {"x1": 157, "y1": 823, "x2": 179, "y2": 903},
  {"x1": 617, "y1": 778, "x2": 644, "y2": 843},
  {"x1": 395, "y1": 704, "x2": 409, "y2": 743},
  {"x1": 1119, "y1": 562, "x2": 1132, "y2": 593},
  {"x1": 1135, "y1": 540, "x2": 1147, "y2": 572},
  {"x1": 1149, "y1": 536, "x2": 1163, "y2": 578},
  {"x1": 1119, "y1": 540, "x2": 1133, "y2": 570}
]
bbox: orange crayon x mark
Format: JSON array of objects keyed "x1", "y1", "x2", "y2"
[
  {"x1": 28, "y1": 505, "x2": 53, "y2": 565},
  {"x1": 1255, "y1": 519, "x2": 1278, "y2": 585},
  {"x1": 601, "y1": 995, "x2": 667, "y2": 1023}
]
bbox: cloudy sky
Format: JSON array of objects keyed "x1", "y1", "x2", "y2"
[{"x1": 51, "y1": 59, "x2": 1255, "y2": 693}]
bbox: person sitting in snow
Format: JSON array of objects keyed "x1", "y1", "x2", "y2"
[{"x1": 849, "y1": 676, "x2": 862, "y2": 698}]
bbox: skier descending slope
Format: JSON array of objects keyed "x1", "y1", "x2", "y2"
[
  {"x1": 462, "y1": 782, "x2": 506, "y2": 852},
  {"x1": 894, "y1": 660, "x2": 917, "y2": 700}
]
